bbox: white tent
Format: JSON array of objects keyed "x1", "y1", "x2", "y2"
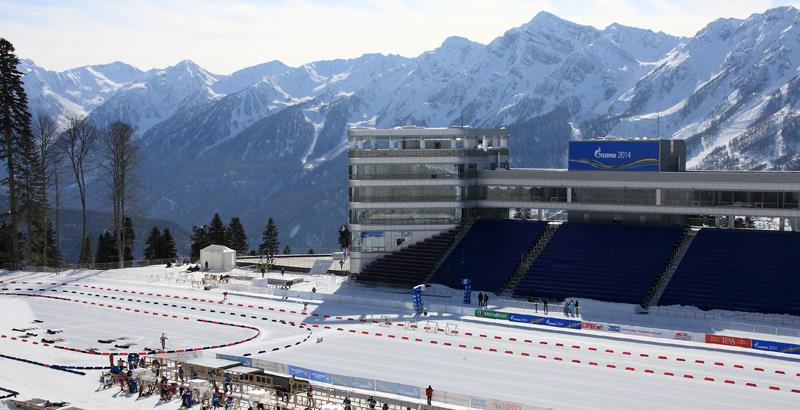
[{"x1": 199, "y1": 244, "x2": 236, "y2": 271}]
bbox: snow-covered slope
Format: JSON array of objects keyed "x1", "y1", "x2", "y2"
[{"x1": 19, "y1": 6, "x2": 800, "y2": 253}]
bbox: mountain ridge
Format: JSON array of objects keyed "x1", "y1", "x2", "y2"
[{"x1": 18, "y1": 6, "x2": 800, "y2": 253}]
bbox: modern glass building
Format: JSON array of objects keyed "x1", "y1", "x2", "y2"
[
  {"x1": 347, "y1": 126, "x2": 509, "y2": 273},
  {"x1": 348, "y1": 127, "x2": 800, "y2": 274}
]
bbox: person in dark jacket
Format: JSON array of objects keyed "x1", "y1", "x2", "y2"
[{"x1": 477, "y1": 292, "x2": 484, "y2": 308}]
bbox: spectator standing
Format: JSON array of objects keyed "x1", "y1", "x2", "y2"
[
  {"x1": 477, "y1": 292, "x2": 484, "y2": 308},
  {"x1": 426, "y1": 385, "x2": 434, "y2": 405}
]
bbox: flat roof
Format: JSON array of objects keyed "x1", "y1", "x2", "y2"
[
  {"x1": 185, "y1": 358, "x2": 241, "y2": 369},
  {"x1": 479, "y1": 168, "x2": 800, "y2": 189},
  {"x1": 227, "y1": 365, "x2": 262, "y2": 374},
  {"x1": 348, "y1": 127, "x2": 508, "y2": 138}
]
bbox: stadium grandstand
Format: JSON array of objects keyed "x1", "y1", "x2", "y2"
[{"x1": 347, "y1": 127, "x2": 800, "y2": 315}]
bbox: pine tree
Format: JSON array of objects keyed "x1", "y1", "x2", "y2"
[
  {"x1": 208, "y1": 213, "x2": 226, "y2": 246},
  {"x1": 0, "y1": 38, "x2": 33, "y2": 267},
  {"x1": 159, "y1": 228, "x2": 177, "y2": 259},
  {"x1": 95, "y1": 231, "x2": 117, "y2": 264},
  {"x1": 42, "y1": 221, "x2": 59, "y2": 266},
  {"x1": 18, "y1": 127, "x2": 47, "y2": 264},
  {"x1": 190, "y1": 225, "x2": 208, "y2": 259},
  {"x1": 94, "y1": 233, "x2": 106, "y2": 263},
  {"x1": 122, "y1": 216, "x2": 134, "y2": 261},
  {"x1": 283, "y1": 245, "x2": 291, "y2": 255},
  {"x1": 338, "y1": 224, "x2": 351, "y2": 250},
  {"x1": 260, "y1": 217, "x2": 279, "y2": 257},
  {"x1": 226, "y1": 217, "x2": 248, "y2": 254},
  {"x1": 144, "y1": 227, "x2": 161, "y2": 260},
  {"x1": 78, "y1": 236, "x2": 92, "y2": 266}
]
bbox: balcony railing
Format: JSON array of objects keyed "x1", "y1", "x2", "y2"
[{"x1": 351, "y1": 195, "x2": 464, "y2": 202}]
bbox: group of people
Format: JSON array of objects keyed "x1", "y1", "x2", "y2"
[
  {"x1": 340, "y1": 385, "x2": 434, "y2": 409},
  {"x1": 476, "y1": 292, "x2": 490, "y2": 308},
  {"x1": 563, "y1": 299, "x2": 580, "y2": 317}
]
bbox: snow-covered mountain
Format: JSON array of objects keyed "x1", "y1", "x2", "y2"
[{"x1": 19, "y1": 6, "x2": 800, "y2": 252}]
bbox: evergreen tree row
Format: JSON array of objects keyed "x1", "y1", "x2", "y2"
[
  {"x1": 143, "y1": 226, "x2": 177, "y2": 260},
  {"x1": 190, "y1": 214, "x2": 285, "y2": 259}
]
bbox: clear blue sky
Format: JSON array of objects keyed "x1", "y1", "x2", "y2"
[{"x1": 2, "y1": 0, "x2": 798, "y2": 74}]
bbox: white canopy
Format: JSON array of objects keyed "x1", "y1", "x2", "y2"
[{"x1": 199, "y1": 244, "x2": 236, "y2": 271}]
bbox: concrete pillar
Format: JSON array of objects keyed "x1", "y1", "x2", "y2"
[
  {"x1": 567, "y1": 187, "x2": 572, "y2": 203},
  {"x1": 538, "y1": 208, "x2": 544, "y2": 221},
  {"x1": 656, "y1": 189, "x2": 662, "y2": 206},
  {"x1": 779, "y1": 218, "x2": 785, "y2": 231},
  {"x1": 728, "y1": 215, "x2": 735, "y2": 229}
]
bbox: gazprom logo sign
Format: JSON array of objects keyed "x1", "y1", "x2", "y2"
[{"x1": 569, "y1": 140, "x2": 660, "y2": 171}]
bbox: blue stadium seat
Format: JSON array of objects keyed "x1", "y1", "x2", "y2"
[
  {"x1": 513, "y1": 223, "x2": 683, "y2": 304},
  {"x1": 430, "y1": 219, "x2": 547, "y2": 292},
  {"x1": 659, "y1": 229, "x2": 800, "y2": 316}
]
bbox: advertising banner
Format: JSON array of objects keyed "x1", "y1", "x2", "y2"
[
  {"x1": 376, "y1": 380, "x2": 421, "y2": 398},
  {"x1": 581, "y1": 321, "x2": 606, "y2": 331},
  {"x1": 704, "y1": 334, "x2": 752, "y2": 348},
  {"x1": 474, "y1": 309, "x2": 510, "y2": 320},
  {"x1": 309, "y1": 370, "x2": 333, "y2": 384},
  {"x1": 287, "y1": 365, "x2": 310, "y2": 379},
  {"x1": 251, "y1": 359, "x2": 287, "y2": 374},
  {"x1": 332, "y1": 374, "x2": 376, "y2": 391},
  {"x1": 215, "y1": 354, "x2": 252, "y2": 367},
  {"x1": 568, "y1": 140, "x2": 660, "y2": 171},
  {"x1": 477, "y1": 309, "x2": 581, "y2": 329},
  {"x1": 751, "y1": 339, "x2": 800, "y2": 355}
]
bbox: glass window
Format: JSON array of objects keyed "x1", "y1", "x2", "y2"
[
  {"x1": 350, "y1": 208, "x2": 461, "y2": 225},
  {"x1": 351, "y1": 186, "x2": 464, "y2": 202}
]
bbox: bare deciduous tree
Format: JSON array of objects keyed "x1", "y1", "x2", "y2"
[
  {"x1": 101, "y1": 121, "x2": 139, "y2": 267},
  {"x1": 61, "y1": 116, "x2": 98, "y2": 264},
  {"x1": 32, "y1": 112, "x2": 61, "y2": 265}
]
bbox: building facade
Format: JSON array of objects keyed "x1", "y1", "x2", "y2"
[
  {"x1": 348, "y1": 127, "x2": 800, "y2": 273},
  {"x1": 348, "y1": 126, "x2": 509, "y2": 273}
]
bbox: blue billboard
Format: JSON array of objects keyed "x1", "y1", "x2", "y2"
[
  {"x1": 569, "y1": 140, "x2": 660, "y2": 171},
  {"x1": 751, "y1": 339, "x2": 800, "y2": 355}
]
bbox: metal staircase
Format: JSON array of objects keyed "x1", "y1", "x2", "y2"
[
  {"x1": 424, "y1": 218, "x2": 477, "y2": 283},
  {"x1": 643, "y1": 228, "x2": 698, "y2": 308},
  {"x1": 501, "y1": 222, "x2": 561, "y2": 296}
]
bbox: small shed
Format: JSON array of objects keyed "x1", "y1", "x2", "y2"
[{"x1": 199, "y1": 244, "x2": 236, "y2": 271}]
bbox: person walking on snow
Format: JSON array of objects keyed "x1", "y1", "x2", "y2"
[
  {"x1": 477, "y1": 292, "x2": 484, "y2": 308},
  {"x1": 484, "y1": 294, "x2": 489, "y2": 308},
  {"x1": 543, "y1": 298, "x2": 548, "y2": 314},
  {"x1": 426, "y1": 385, "x2": 434, "y2": 405},
  {"x1": 205, "y1": 260, "x2": 209, "y2": 271},
  {"x1": 160, "y1": 333, "x2": 168, "y2": 350},
  {"x1": 223, "y1": 291, "x2": 228, "y2": 301}
]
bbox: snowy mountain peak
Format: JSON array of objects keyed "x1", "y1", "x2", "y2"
[
  {"x1": 19, "y1": 6, "x2": 800, "y2": 250},
  {"x1": 526, "y1": 10, "x2": 581, "y2": 29}
]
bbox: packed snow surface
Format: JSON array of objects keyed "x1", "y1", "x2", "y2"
[{"x1": 1, "y1": 265, "x2": 799, "y2": 409}]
